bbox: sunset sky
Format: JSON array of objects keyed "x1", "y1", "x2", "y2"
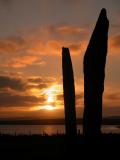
[{"x1": 0, "y1": 0, "x2": 120, "y2": 119}]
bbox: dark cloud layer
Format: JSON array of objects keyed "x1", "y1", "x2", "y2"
[
  {"x1": 0, "y1": 92, "x2": 45, "y2": 107},
  {"x1": 106, "y1": 92, "x2": 120, "y2": 101},
  {"x1": 28, "y1": 79, "x2": 47, "y2": 90},
  {"x1": 57, "y1": 93, "x2": 84, "y2": 102},
  {"x1": 0, "y1": 75, "x2": 50, "y2": 92},
  {"x1": 0, "y1": 76, "x2": 26, "y2": 91},
  {"x1": 28, "y1": 77, "x2": 44, "y2": 83},
  {"x1": 0, "y1": 75, "x2": 55, "y2": 108}
]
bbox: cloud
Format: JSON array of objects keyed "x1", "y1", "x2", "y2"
[
  {"x1": 0, "y1": 75, "x2": 58, "y2": 108},
  {"x1": 0, "y1": 36, "x2": 27, "y2": 55},
  {"x1": 26, "y1": 25, "x2": 88, "y2": 39},
  {"x1": 57, "y1": 94, "x2": 63, "y2": 101},
  {"x1": 0, "y1": 74, "x2": 55, "y2": 93},
  {"x1": 0, "y1": 25, "x2": 88, "y2": 68},
  {"x1": 109, "y1": 34, "x2": 120, "y2": 54},
  {"x1": 27, "y1": 76, "x2": 55, "y2": 88},
  {"x1": 0, "y1": 75, "x2": 26, "y2": 91},
  {"x1": 0, "y1": 92, "x2": 45, "y2": 107},
  {"x1": 105, "y1": 92, "x2": 120, "y2": 101},
  {"x1": 56, "y1": 26, "x2": 88, "y2": 36},
  {"x1": 103, "y1": 85, "x2": 120, "y2": 107},
  {"x1": 0, "y1": 24, "x2": 89, "y2": 69},
  {"x1": 0, "y1": 38, "x2": 85, "y2": 68},
  {"x1": 28, "y1": 77, "x2": 44, "y2": 83},
  {"x1": 0, "y1": 36, "x2": 45, "y2": 68},
  {"x1": 28, "y1": 83, "x2": 48, "y2": 90},
  {"x1": 110, "y1": 34, "x2": 120, "y2": 48},
  {"x1": 26, "y1": 25, "x2": 88, "y2": 56},
  {"x1": 2, "y1": 54, "x2": 39, "y2": 68},
  {"x1": 45, "y1": 40, "x2": 82, "y2": 55},
  {"x1": 57, "y1": 92, "x2": 84, "y2": 108}
]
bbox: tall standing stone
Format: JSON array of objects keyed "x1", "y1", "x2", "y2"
[
  {"x1": 83, "y1": 8, "x2": 109, "y2": 136},
  {"x1": 62, "y1": 47, "x2": 77, "y2": 136}
]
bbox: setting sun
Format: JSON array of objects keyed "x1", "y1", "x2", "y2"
[
  {"x1": 47, "y1": 95, "x2": 55, "y2": 103},
  {"x1": 30, "y1": 84, "x2": 62, "y2": 111},
  {"x1": 41, "y1": 105, "x2": 55, "y2": 111}
]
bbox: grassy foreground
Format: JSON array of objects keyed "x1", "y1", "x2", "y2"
[{"x1": 0, "y1": 134, "x2": 120, "y2": 159}]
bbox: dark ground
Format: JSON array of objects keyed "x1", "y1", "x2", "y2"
[{"x1": 0, "y1": 134, "x2": 120, "y2": 160}]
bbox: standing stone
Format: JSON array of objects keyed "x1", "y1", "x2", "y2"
[
  {"x1": 62, "y1": 47, "x2": 77, "y2": 136},
  {"x1": 83, "y1": 8, "x2": 109, "y2": 136}
]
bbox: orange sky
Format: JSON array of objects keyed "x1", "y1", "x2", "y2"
[{"x1": 0, "y1": 0, "x2": 120, "y2": 119}]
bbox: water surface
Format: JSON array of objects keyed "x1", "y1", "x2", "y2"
[{"x1": 0, "y1": 125, "x2": 120, "y2": 135}]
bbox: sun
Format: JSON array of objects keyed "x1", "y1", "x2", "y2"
[
  {"x1": 41, "y1": 84, "x2": 62, "y2": 111},
  {"x1": 45, "y1": 85, "x2": 57, "y2": 102},
  {"x1": 31, "y1": 84, "x2": 62, "y2": 111},
  {"x1": 42, "y1": 105, "x2": 55, "y2": 111},
  {"x1": 47, "y1": 95, "x2": 54, "y2": 103}
]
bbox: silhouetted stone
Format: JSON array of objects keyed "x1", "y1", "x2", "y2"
[
  {"x1": 62, "y1": 47, "x2": 77, "y2": 136},
  {"x1": 83, "y1": 8, "x2": 109, "y2": 136}
]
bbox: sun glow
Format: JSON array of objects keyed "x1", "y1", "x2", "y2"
[
  {"x1": 41, "y1": 105, "x2": 55, "y2": 110},
  {"x1": 47, "y1": 95, "x2": 55, "y2": 103},
  {"x1": 31, "y1": 84, "x2": 62, "y2": 111},
  {"x1": 30, "y1": 88, "x2": 41, "y2": 97},
  {"x1": 43, "y1": 84, "x2": 62, "y2": 110}
]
